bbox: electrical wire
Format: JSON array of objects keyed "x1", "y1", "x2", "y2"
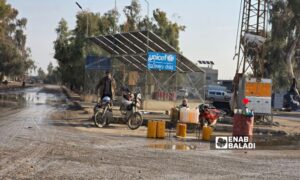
[{"x1": 234, "y1": 0, "x2": 243, "y2": 60}]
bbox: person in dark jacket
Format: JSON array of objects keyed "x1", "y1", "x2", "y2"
[
  {"x1": 95, "y1": 71, "x2": 116, "y2": 99},
  {"x1": 178, "y1": 98, "x2": 189, "y2": 109}
]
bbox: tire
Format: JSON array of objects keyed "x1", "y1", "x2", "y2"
[
  {"x1": 94, "y1": 107, "x2": 108, "y2": 128},
  {"x1": 127, "y1": 112, "x2": 143, "y2": 130}
]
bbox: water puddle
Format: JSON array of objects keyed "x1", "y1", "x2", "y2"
[
  {"x1": 0, "y1": 87, "x2": 67, "y2": 108},
  {"x1": 146, "y1": 143, "x2": 196, "y2": 151}
]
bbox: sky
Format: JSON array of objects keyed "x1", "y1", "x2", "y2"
[{"x1": 7, "y1": 0, "x2": 241, "y2": 80}]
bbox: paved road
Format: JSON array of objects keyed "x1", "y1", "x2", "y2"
[
  {"x1": 0, "y1": 87, "x2": 300, "y2": 179},
  {"x1": 274, "y1": 112, "x2": 300, "y2": 121},
  {"x1": 274, "y1": 115, "x2": 300, "y2": 121}
]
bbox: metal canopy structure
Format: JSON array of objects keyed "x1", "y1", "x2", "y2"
[{"x1": 88, "y1": 30, "x2": 204, "y2": 73}]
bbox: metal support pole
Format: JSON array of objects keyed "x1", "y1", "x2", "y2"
[
  {"x1": 114, "y1": 0, "x2": 117, "y2": 34},
  {"x1": 86, "y1": 11, "x2": 89, "y2": 37},
  {"x1": 144, "y1": 0, "x2": 150, "y2": 99},
  {"x1": 144, "y1": 0, "x2": 150, "y2": 53},
  {"x1": 76, "y1": 2, "x2": 88, "y2": 93},
  {"x1": 112, "y1": 0, "x2": 117, "y2": 76}
]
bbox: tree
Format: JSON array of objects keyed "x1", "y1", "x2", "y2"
[
  {"x1": 120, "y1": 0, "x2": 141, "y2": 32},
  {"x1": 47, "y1": 62, "x2": 54, "y2": 75},
  {"x1": 119, "y1": 1, "x2": 185, "y2": 50},
  {"x1": 267, "y1": 0, "x2": 300, "y2": 90},
  {"x1": 53, "y1": 18, "x2": 73, "y2": 86},
  {"x1": 37, "y1": 67, "x2": 46, "y2": 80},
  {"x1": 54, "y1": 0, "x2": 185, "y2": 91},
  {"x1": 152, "y1": 9, "x2": 185, "y2": 51},
  {"x1": 0, "y1": 0, "x2": 34, "y2": 80},
  {"x1": 45, "y1": 63, "x2": 61, "y2": 84}
]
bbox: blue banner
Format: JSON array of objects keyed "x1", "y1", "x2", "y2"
[
  {"x1": 147, "y1": 52, "x2": 177, "y2": 71},
  {"x1": 85, "y1": 56, "x2": 111, "y2": 70}
]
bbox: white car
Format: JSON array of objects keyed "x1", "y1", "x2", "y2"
[
  {"x1": 206, "y1": 90, "x2": 231, "y2": 102},
  {"x1": 177, "y1": 89, "x2": 188, "y2": 98}
]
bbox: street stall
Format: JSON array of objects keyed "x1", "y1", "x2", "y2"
[{"x1": 87, "y1": 30, "x2": 206, "y2": 111}]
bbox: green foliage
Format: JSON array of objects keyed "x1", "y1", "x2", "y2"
[
  {"x1": 0, "y1": 0, "x2": 34, "y2": 80},
  {"x1": 37, "y1": 67, "x2": 46, "y2": 80},
  {"x1": 120, "y1": 0, "x2": 141, "y2": 32},
  {"x1": 119, "y1": 1, "x2": 185, "y2": 51},
  {"x1": 152, "y1": 9, "x2": 185, "y2": 51},
  {"x1": 44, "y1": 62, "x2": 61, "y2": 84},
  {"x1": 267, "y1": 0, "x2": 300, "y2": 90},
  {"x1": 54, "y1": 0, "x2": 185, "y2": 90}
]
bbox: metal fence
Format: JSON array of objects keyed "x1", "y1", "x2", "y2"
[{"x1": 84, "y1": 58, "x2": 205, "y2": 105}]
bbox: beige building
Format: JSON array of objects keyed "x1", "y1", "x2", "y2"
[{"x1": 202, "y1": 67, "x2": 218, "y2": 86}]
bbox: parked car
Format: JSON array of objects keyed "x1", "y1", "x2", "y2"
[
  {"x1": 206, "y1": 90, "x2": 231, "y2": 102},
  {"x1": 177, "y1": 89, "x2": 188, "y2": 98}
]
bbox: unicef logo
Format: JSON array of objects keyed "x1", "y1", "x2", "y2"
[{"x1": 167, "y1": 55, "x2": 175, "y2": 62}]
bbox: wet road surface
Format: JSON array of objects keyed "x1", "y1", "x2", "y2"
[{"x1": 0, "y1": 86, "x2": 300, "y2": 179}]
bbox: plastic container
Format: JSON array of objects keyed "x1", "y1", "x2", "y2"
[
  {"x1": 176, "y1": 123, "x2": 187, "y2": 137},
  {"x1": 156, "y1": 121, "x2": 165, "y2": 138},
  {"x1": 188, "y1": 109, "x2": 199, "y2": 124},
  {"x1": 232, "y1": 114, "x2": 254, "y2": 136},
  {"x1": 158, "y1": 91, "x2": 163, "y2": 100},
  {"x1": 147, "y1": 120, "x2": 157, "y2": 138},
  {"x1": 179, "y1": 108, "x2": 189, "y2": 123},
  {"x1": 202, "y1": 125, "x2": 213, "y2": 141}
]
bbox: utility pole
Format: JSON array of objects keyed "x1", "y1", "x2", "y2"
[
  {"x1": 75, "y1": 2, "x2": 89, "y2": 93},
  {"x1": 76, "y1": 2, "x2": 88, "y2": 37},
  {"x1": 114, "y1": 0, "x2": 117, "y2": 34},
  {"x1": 143, "y1": 0, "x2": 150, "y2": 99},
  {"x1": 144, "y1": 0, "x2": 150, "y2": 53}
]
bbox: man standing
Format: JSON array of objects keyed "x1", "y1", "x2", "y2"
[
  {"x1": 178, "y1": 98, "x2": 189, "y2": 109},
  {"x1": 95, "y1": 71, "x2": 116, "y2": 100}
]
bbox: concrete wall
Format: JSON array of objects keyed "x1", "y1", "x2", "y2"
[{"x1": 143, "y1": 99, "x2": 203, "y2": 111}]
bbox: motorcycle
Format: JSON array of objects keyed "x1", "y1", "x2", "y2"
[
  {"x1": 119, "y1": 90, "x2": 143, "y2": 130},
  {"x1": 93, "y1": 96, "x2": 112, "y2": 128},
  {"x1": 93, "y1": 90, "x2": 143, "y2": 130},
  {"x1": 199, "y1": 104, "x2": 226, "y2": 128}
]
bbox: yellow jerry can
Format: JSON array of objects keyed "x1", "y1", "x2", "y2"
[
  {"x1": 147, "y1": 120, "x2": 157, "y2": 138},
  {"x1": 202, "y1": 125, "x2": 213, "y2": 141},
  {"x1": 176, "y1": 123, "x2": 187, "y2": 138},
  {"x1": 156, "y1": 121, "x2": 166, "y2": 138}
]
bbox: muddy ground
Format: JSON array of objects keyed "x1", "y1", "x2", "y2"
[{"x1": 0, "y1": 86, "x2": 300, "y2": 179}]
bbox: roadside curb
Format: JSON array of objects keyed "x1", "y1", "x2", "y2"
[
  {"x1": 61, "y1": 86, "x2": 83, "y2": 110},
  {"x1": 0, "y1": 84, "x2": 37, "y2": 91},
  {"x1": 215, "y1": 123, "x2": 287, "y2": 135},
  {"x1": 273, "y1": 111, "x2": 300, "y2": 118}
]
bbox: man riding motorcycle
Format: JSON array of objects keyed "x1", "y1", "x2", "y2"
[{"x1": 120, "y1": 86, "x2": 141, "y2": 112}]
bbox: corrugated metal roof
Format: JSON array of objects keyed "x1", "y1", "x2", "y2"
[{"x1": 89, "y1": 30, "x2": 204, "y2": 73}]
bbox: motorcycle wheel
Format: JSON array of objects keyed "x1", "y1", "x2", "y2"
[
  {"x1": 94, "y1": 107, "x2": 108, "y2": 128},
  {"x1": 127, "y1": 112, "x2": 143, "y2": 130}
]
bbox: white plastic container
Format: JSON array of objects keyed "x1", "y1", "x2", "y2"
[
  {"x1": 188, "y1": 109, "x2": 199, "y2": 124},
  {"x1": 179, "y1": 107, "x2": 189, "y2": 123}
]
